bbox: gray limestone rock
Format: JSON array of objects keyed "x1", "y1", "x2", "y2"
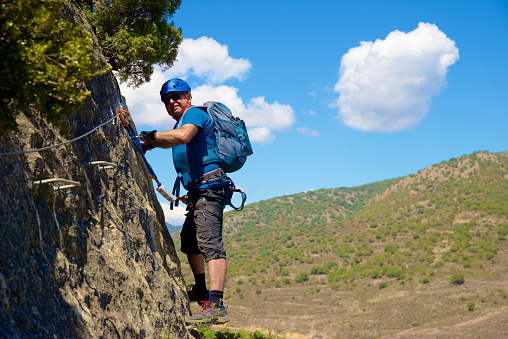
[{"x1": 0, "y1": 2, "x2": 193, "y2": 338}]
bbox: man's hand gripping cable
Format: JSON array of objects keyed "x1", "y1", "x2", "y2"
[{"x1": 117, "y1": 109, "x2": 187, "y2": 205}]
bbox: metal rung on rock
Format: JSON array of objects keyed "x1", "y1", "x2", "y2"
[
  {"x1": 82, "y1": 161, "x2": 117, "y2": 170},
  {"x1": 32, "y1": 178, "x2": 81, "y2": 191}
]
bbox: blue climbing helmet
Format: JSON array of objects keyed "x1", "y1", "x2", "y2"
[{"x1": 160, "y1": 78, "x2": 191, "y2": 102}]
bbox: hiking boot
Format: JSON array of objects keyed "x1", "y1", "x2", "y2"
[
  {"x1": 187, "y1": 284, "x2": 209, "y2": 306},
  {"x1": 185, "y1": 301, "x2": 230, "y2": 326}
]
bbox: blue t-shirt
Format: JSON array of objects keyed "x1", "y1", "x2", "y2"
[{"x1": 172, "y1": 107, "x2": 228, "y2": 191}]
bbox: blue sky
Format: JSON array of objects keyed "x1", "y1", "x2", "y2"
[{"x1": 119, "y1": 0, "x2": 508, "y2": 225}]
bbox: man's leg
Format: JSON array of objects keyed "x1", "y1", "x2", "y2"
[
  {"x1": 208, "y1": 258, "x2": 227, "y2": 291},
  {"x1": 188, "y1": 186, "x2": 229, "y2": 322},
  {"x1": 187, "y1": 253, "x2": 209, "y2": 303},
  {"x1": 188, "y1": 253, "x2": 205, "y2": 275},
  {"x1": 186, "y1": 256, "x2": 229, "y2": 325},
  {"x1": 208, "y1": 258, "x2": 226, "y2": 309}
]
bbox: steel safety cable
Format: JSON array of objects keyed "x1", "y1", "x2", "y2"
[{"x1": 0, "y1": 113, "x2": 120, "y2": 156}]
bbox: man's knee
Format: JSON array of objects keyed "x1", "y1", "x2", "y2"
[{"x1": 201, "y1": 247, "x2": 227, "y2": 262}]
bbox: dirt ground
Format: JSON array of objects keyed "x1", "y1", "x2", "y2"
[{"x1": 190, "y1": 251, "x2": 508, "y2": 338}]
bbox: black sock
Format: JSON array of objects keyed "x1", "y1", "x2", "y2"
[
  {"x1": 194, "y1": 273, "x2": 207, "y2": 293},
  {"x1": 209, "y1": 290, "x2": 224, "y2": 308}
]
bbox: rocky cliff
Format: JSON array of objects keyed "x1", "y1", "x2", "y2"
[{"x1": 0, "y1": 2, "x2": 192, "y2": 338}]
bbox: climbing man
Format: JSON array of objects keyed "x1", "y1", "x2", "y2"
[{"x1": 139, "y1": 78, "x2": 230, "y2": 325}]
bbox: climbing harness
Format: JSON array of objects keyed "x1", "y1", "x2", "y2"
[
  {"x1": 191, "y1": 169, "x2": 246, "y2": 211},
  {"x1": 227, "y1": 177, "x2": 247, "y2": 211},
  {"x1": 117, "y1": 109, "x2": 185, "y2": 204}
]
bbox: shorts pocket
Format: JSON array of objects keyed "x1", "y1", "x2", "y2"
[{"x1": 203, "y1": 202, "x2": 223, "y2": 220}]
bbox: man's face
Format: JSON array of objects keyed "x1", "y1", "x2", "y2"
[{"x1": 163, "y1": 91, "x2": 190, "y2": 120}]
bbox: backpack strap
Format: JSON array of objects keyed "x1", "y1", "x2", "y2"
[
  {"x1": 190, "y1": 104, "x2": 221, "y2": 166},
  {"x1": 170, "y1": 175, "x2": 180, "y2": 210},
  {"x1": 171, "y1": 164, "x2": 188, "y2": 210}
]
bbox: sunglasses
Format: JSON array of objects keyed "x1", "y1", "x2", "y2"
[{"x1": 162, "y1": 91, "x2": 185, "y2": 105}]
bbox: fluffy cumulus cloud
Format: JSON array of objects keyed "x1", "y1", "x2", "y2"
[
  {"x1": 334, "y1": 22, "x2": 459, "y2": 132},
  {"x1": 192, "y1": 84, "x2": 295, "y2": 144},
  {"x1": 170, "y1": 37, "x2": 251, "y2": 84},
  {"x1": 120, "y1": 37, "x2": 295, "y2": 142},
  {"x1": 119, "y1": 69, "x2": 170, "y2": 127}
]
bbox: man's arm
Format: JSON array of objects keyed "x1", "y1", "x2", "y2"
[{"x1": 141, "y1": 123, "x2": 199, "y2": 149}]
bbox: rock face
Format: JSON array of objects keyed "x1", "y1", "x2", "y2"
[{"x1": 0, "y1": 3, "x2": 191, "y2": 338}]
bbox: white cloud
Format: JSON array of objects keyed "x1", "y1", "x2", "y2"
[
  {"x1": 119, "y1": 68, "x2": 171, "y2": 128},
  {"x1": 334, "y1": 22, "x2": 459, "y2": 132},
  {"x1": 193, "y1": 84, "x2": 295, "y2": 144},
  {"x1": 170, "y1": 37, "x2": 251, "y2": 84},
  {"x1": 247, "y1": 127, "x2": 275, "y2": 145},
  {"x1": 119, "y1": 36, "x2": 252, "y2": 128},
  {"x1": 160, "y1": 202, "x2": 187, "y2": 226},
  {"x1": 244, "y1": 97, "x2": 295, "y2": 133},
  {"x1": 297, "y1": 127, "x2": 320, "y2": 137},
  {"x1": 120, "y1": 37, "x2": 295, "y2": 143}
]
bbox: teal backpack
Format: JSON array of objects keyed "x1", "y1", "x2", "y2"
[
  {"x1": 171, "y1": 101, "x2": 253, "y2": 209},
  {"x1": 199, "y1": 101, "x2": 253, "y2": 172}
]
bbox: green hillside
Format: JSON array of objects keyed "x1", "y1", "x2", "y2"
[
  {"x1": 175, "y1": 151, "x2": 508, "y2": 338},
  {"x1": 166, "y1": 222, "x2": 182, "y2": 235}
]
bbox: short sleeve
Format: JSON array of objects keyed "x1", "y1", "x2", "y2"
[{"x1": 181, "y1": 107, "x2": 206, "y2": 129}]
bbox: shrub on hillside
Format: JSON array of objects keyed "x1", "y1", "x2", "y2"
[
  {"x1": 450, "y1": 273, "x2": 465, "y2": 285},
  {"x1": 467, "y1": 301, "x2": 475, "y2": 312},
  {"x1": 384, "y1": 243, "x2": 399, "y2": 254},
  {"x1": 310, "y1": 265, "x2": 326, "y2": 275},
  {"x1": 295, "y1": 272, "x2": 309, "y2": 284},
  {"x1": 371, "y1": 269, "x2": 382, "y2": 279},
  {"x1": 385, "y1": 266, "x2": 405, "y2": 280},
  {"x1": 324, "y1": 260, "x2": 338, "y2": 272},
  {"x1": 497, "y1": 222, "x2": 508, "y2": 240}
]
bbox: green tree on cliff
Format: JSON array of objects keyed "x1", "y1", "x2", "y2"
[
  {"x1": 0, "y1": 0, "x2": 182, "y2": 134},
  {"x1": 82, "y1": 0, "x2": 183, "y2": 87},
  {"x1": 0, "y1": 0, "x2": 108, "y2": 134}
]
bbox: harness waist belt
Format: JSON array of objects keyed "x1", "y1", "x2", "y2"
[{"x1": 193, "y1": 168, "x2": 226, "y2": 188}]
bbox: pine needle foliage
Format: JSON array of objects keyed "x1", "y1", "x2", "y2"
[
  {"x1": 81, "y1": 0, "x2": 183, "y2": 87},
  {"x1": 0, "y1": 0, "x2": 109, "y2": 134}
]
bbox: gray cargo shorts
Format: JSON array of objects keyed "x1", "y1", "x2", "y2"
[{"x1": 180, "y1": 185, "x2": 229, "y2": 262}]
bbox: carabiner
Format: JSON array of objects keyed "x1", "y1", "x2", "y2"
[{"x1": 118, "y1": 109, "x2": 134, "y2": 128}]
